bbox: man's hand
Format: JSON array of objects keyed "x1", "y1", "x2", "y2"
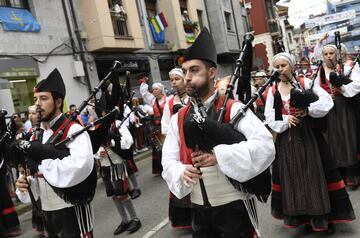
[
  {"x1": 183, "y1": 165, "x2": 202, "y2": 187},
  {"x1": 16, "y1": 175, "x2": 29, "y2": 193},
  {"x1": 192, "y1": 150, "x2": 217, "y2": 168}
]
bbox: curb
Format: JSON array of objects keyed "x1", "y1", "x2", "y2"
[{"x1": 15, "y1": 149, "x2": 153, "y2": 216}]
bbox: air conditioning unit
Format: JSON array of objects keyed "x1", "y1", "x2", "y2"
[{"x1": 73, "y1": 60, "x2": 85, "y2": 77}]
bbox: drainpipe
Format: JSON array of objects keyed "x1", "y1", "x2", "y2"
[
  {"x1": 67, "y1": 0, "x2": 92, "y2": 94},
  {"x1": 61, "y1": 0, "x2": 76, "y2": 55},
  {"x1": 230, "y1": 0, "x2": 241, "y2": 50}
]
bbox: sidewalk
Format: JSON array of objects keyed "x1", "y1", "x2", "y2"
[{"x1": 14, "y1": 148, "x2": 152, "y2": 216}]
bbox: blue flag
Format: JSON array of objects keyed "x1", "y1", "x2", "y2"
[{"x1": 0, "y1": 7, "x2": 41, "y2": 32}]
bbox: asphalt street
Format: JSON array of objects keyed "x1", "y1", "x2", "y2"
[{"x1": 18, "y1": 156, "x2": 360, "y2": 238}]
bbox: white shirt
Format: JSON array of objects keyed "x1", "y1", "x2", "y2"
[
  {"x1": 139, "y1": 82, "x2": 170, "y2": 108},
  {"x1": 16, "y1": 114, "x2": 94, "y2": 211},
  {"x1": 264, "y1": 78, "x2": 334, "y2": 134},
  {"x1": 313, "y1": 65, "x2": 360, "y2": 98},
  {"x1": 161, "y1": 93, "x2": 276, "y2": 206},
  {"x1": 161, "y1": 95, "x2": 189, "y2": 135}
]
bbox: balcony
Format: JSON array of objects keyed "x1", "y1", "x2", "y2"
[
  {"x1": 110, "y1": 12, "x2": 130, "y2": 38},
  {"x1": 80, "y1": 0, "x2": 145, "y2": 52}
]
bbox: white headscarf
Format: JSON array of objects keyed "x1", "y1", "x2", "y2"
[
  {"x1": 152, "y1": 82, "x2": 165, "y2": 95},
  {"x1": 322, "y1": 44, "x2": 339, "y2": 61},
  {"x1": 169, "y1": 68, "x2": 184, "y2": 79},
  {"x1": 273, "y1": 53, "x2": 296, "y2": 69}
]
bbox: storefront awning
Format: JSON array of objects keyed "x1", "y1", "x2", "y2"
[{"x1": 0, "y1": 7, "x2": 41, "y2": 32}]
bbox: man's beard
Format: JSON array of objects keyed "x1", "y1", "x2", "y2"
[
  {"x1": 42, "y1": 104, "x2": 57, "y2": 122},
  {"x1": 186, "y1": 75, "x2": 210, "y2": 98}
]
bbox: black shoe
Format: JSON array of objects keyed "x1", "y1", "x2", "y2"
[
  {"x1": 302, "y1": 224, "x2": 313, "y2": 235},
  {"x1": 127, "y1": 219, "x2": 142, "y2": 233},
  {"x1": 326, "y1": 223, "x2": 336, "y2": 235},
  {"x1": 130, "y1": 189, "x2": 141, "y2": 199},
  {"x1": 114, "y1": 221, "x2": 129, "y2": 235}
]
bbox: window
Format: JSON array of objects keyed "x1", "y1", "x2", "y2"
[
  {"x1": 288, "y1": 32, "x2": 293, "y2": 44},
  {"x1": 9, "y1": 78, "x2": 36, "y2": 113},
  {"x1": 224, "y1": 12, "x2": 232, "y2": 31},
  {"x1": 145, "y1": 0, "x2": 157, "y2": 18},
  {"x1": 242, "y1": 15, "x2": 249, "y2": 33},
  {"x1": 179, "y1": 0, "x2": 187, "y2": 13},
  {"x1": 0, "y1": 0, "x2": 29, "y2": 9},
  {"x1": 265, "y1": 0, "x2": 275, "y2": 20},
  {"x1": 197, "y1": 10, "x2": 204, "y2": 30}
]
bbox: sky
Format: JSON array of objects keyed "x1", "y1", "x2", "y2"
[{"x1": 279, "y1": 0, "x2": 329, "y2": 28}]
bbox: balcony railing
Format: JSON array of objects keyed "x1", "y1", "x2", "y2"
[{"x1": 110, "y1": 12, "x2": 130, "y2": 37}]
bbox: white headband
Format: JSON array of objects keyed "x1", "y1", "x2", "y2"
[
  {"x1": 169, "y1": 68, "x2": 184, "y2": 79},
  {"x1": 152, "y1": 82, "x2": 165, "y2": 95},
  {"x1": 273, "y1": 53, "x2": 296, "y2": 69},
  {"x1": 322, "y1": 44, "x2": 339, "y2": 60}
]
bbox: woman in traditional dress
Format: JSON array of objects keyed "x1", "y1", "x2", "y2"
[
  {"x1": 265, "y1": 52, "x2": 355, "y2": 235},
  {"x1": 139, "y1": 75, "x2": 170, "y2": 175},
  {"x1": 316, "y1": 45, "x2": 360, "y2": 188}
]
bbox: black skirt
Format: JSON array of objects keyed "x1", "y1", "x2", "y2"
[
  {"x1": 271, "y1": 117, "x2": 355, "y2": 230},
  {"x1": 326, "y1": 95, "x2": 359, "y2": 186}
]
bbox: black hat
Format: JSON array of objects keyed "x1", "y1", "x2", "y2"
[
  {"x1": 183, "y1": 27, "x2": 217, "y2": 66},
  {"x1": 34, "y1": 68, "x2": 66, "y2": 98}
]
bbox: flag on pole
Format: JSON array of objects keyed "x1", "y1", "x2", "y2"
[
  {"x1": 149, "y1": 20, "x2": 165, "y2": 43},
  {"x1": 150, "y1": 12, "x2": 168, "y2": 33}
]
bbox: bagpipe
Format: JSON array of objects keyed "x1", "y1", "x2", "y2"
[
  {"x1": 289, "y1": 60, "x2": 323, "y2": 109},
  {"x1": 328, "y1": 31, "x2": 352, "y2": 88},
  {"x1": 9, "y1": 61, "x2": 132, "y2": 205}
]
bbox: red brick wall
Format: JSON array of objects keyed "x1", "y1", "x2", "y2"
[{"x1": 246, "y1": 0, "x2": 269, "y2": 35}]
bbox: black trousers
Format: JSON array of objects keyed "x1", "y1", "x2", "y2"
[
  {"x1": 43, "y1": 207, "x2": 92, "y2": 238},
  {"x1": 192, "y1": 200, "x2": 254, "y2": 238}
]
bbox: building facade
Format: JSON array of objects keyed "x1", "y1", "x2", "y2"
[
  {"x1": 0, "y1": 0, "x2": 98, "y2": 115},
  {"x1": 245, "y1": 0, "x2": 296, "y2": 70},
  {"x1": 81, "y1": 0, "x2": 248, "y2": 96}
]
